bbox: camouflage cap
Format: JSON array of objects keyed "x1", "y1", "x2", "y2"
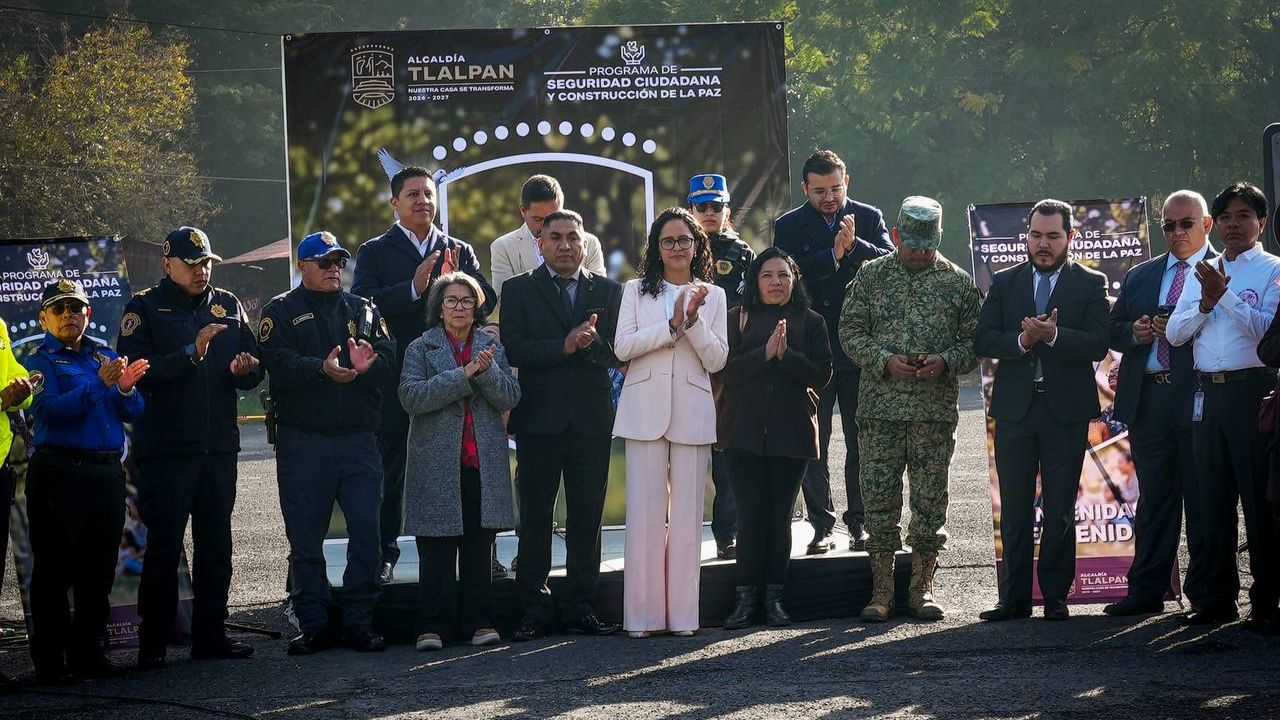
[{"x1": 897, "y1": 196, "x2": 943, "y2": 249}]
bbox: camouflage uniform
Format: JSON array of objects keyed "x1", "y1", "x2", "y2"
[{"x1": 839, "y1": 248, "x2": 980, "y2": 556}]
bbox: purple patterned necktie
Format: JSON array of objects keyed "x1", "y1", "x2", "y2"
[{"x1": 1156, "y1": 260, "x2": 1188, "y2": 369}]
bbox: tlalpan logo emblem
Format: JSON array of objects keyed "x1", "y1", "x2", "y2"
[
  {"x1": 351, "y1": 45, "x2": 395, "y2": 110},
  {"x1": 620, "y1": 41, "x2": 645, "y2": 66}
]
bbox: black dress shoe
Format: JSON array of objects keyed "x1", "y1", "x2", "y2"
[
  {"x1": 1103, "y1": 596, "x2": 1163, "y2": 617},
  {"x1": 342, "y1": 628, "x2": 386, "y2": 652},
  {"x1": 491, "y1": 553, "x2": 509, "y2": 580},
  {"x1": 563, "y1": 612, "x2": 620, "y2": 636},
  {"x1": 287, "y1": 631, "x2": 334, "y2": 655},
  {"x1": 716, "y1": 540, "x2": 737, "y2": 560},
  {"x1": 1043, "y1": 602, "x2": 1070, "y2": 621},
  {"x1": 69, "y1": 654, "x2": 128, "y2": 679},
  {"x1": 1178, "y1": 606, "x2": 1238, "y2": 626},
  {"x1": 979, "y1": 603, "x2": 1032, "y2": 622},
  {"x1": 135, "y1": 645, "x2": 166, "y2": 670},
  {"x1": 192, "y1": 638, "x2": 255, "y2": 660},
  {"x1": 848, "y1": 525, "x2": 870, "y2": 552},
  {"x1": 511, "y1": 617, "x2": 545, "y2": 642},
  {"x1": 806, "y1": 531, "x2": 835, "y2": 555}
]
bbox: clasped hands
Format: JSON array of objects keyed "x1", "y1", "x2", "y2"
[
  {"x1": 669, "y1": 285, "x2": 710, "y2": 340},
  {"x1": 1018, "y1": 308, "x2": 1058, "y2": 351},
  {"x1": 833, "y1": 215, "x2": 857, "y2": 261},
  {"x1": 97, "y1": 356, "x2": 150, "y2": 393},
  {"x1": 323, "y1": 338, "x2": 377, "y2": 383},
  {"x1": 563, "y1": 313, "x2": 601, "y2": 355},
  {"x1": 886, "y1": 354, "x2": 946, "y2": 382}
]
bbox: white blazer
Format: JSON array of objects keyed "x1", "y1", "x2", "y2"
[
  {"x1": 612, "y1": 278, "x2": 728, "y2": 445},
  {"x1": 490, "y1": 224, "x2": 606, "y2": 297}
]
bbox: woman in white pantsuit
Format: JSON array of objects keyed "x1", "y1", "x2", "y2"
[{"x1": 614, "y1": 207, "x2": 728, "y2": 638}]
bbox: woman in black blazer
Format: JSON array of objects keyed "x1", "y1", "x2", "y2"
[{"x1": 716, "y1": 247, "x2": 832, "y2": 628}]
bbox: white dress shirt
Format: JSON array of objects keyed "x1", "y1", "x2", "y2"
[
  {"x1": 1143, "y1": 242, "x2": 1210, "y2": 373},
  {"x1": 1166, "y1": 243, "x2": 1280, "y2": 371},
  {"x1": 398, "y1": 223, "x2": 440, "y2": 301}
]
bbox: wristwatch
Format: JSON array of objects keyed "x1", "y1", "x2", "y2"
[{"x1": 184, "y1": 342, "x2": 202, "y2": 363}]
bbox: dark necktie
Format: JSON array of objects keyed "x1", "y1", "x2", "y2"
[
  {"x1": 553, "y1": 276, "x2": 575, "y2": 317},
  {"x1": 1156, "y1": 260, "x2": 1188, "y2": 369},
  {"x1": 1034, "y1": 270, "x2": 1052, "y2": 380}
]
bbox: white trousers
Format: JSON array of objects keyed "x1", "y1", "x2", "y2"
[{"x1": 623, "y1": 438, "x2": 710, "y2": 633}]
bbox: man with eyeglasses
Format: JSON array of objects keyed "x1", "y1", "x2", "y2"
[
  {"x1": 1104, "y1": 191, "x2": 1216, "y2": 619},
  {"x1": 773, "y1": 150, "x2": 892, "y2": 554},
  {"x1": 1167, "y1": 181, "x2": 1280, "y2": 631},
  {"x1": 117, "y1": 226, "x2": 264, "y2": 669},
  {"x1": 260, "y1": 231, "x2": 396, "y2": 654},
  {"x1": 490, "y1": 174, "x2": 606, "y2": 297},
  {"x1": 24, "y1": 280, "x2": 148, "y2": 683},
  {"x1": 688, "y1": 173, "x2": 755, "y2": 560}
]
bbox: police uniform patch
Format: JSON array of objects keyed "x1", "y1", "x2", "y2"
[
  {"x1": 30, "y1": 371, "x2": 44, "y2": 395},
  {"x1": 210, "y1": 303, "x2": 227, "y2": 318},
  {"x1": 258, "y1": 317, "x2": 274, "y2": 342},
  {"x1": 162, "y1": 240, "x2": 171, "y2": 256},
  {"x1": 120, "y1": 312, "x2": 141, "y2": 337},
  {"x1": 347, "y1": 320, "x2": 358, "y2": 338},
  {"x1": 703, "y1": 175, "x2": 716, "y2": 189},
  {"x1": 292, "y1": 312, "x2": 314, "y2": 326},
  {"x1": 57, "y1": 279, "x2": 76, "y2": 293},
  {"x1": 715, "y1": 259, "x2": 734, "y2": 276}
]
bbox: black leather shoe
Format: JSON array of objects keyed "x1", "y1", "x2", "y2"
[
  {"x1": 849, "y1": 528, "x2": 870, "y2": 552},
  {"x1": 1178, "y1": 606, "x2": 1238, "y2": 626},
  {"x1": 563, "y1": 613, "x2": 620, "y2": 636},
  {"x1": 722, "y1": 585, "x2": 758, "y2": 630},
  {"x1": 379, "y1": 562, "x2": 395, "y2": 584},
  {"x1": 979, "y1": 603, "x2": 1032, "y2": 622},
  {"x1": 1103, "y1": 596, "x2": 1163, "y2": 617},
  {"x1": 286, "y1": 632, "x2": 334, "y2": 655},
  {"x1": 510, "y1": 617, "x2": 545, "y2": 642},
  {"x1": 1043, "y1": 602, "x2": 1070, "y2": 621},
  {"x1": 192, "y1": 638, "x2": 255, "y2": 660},
  {"x1": 342, "y1": 628, "x2": 386, "y2": 652},
  {"x1": 69, "y1": 654, "x2": 128, "y2": 679},
  {"x1": 716, "y1": 541, "x2": 737, "y2": 560},
  {"x1": 763, "y1": 584, "x2": 792, "y2": 626},
  {"x1": 491, "y1": 549, "x2": 509, "y2": 580},
  {"x1": 135, "y1": 645, "x2": 166, "y2": 670},
  {"x1": 806, "y1": 531, "x2": 835, "y2": 555}
]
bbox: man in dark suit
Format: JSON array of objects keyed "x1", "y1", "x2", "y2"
[
  {"x1": 1104, "y1": 190, "x2": 1215, "y2": 617},
  {"x1": 500, "y1": 209, "x2": 622, "y2": 640},
  {"x1": 773, "y1": 150, "x2": 892, "y2": 553},
  {"x1": 352, "y1": 166, "x2": 497, "y2": 583},
  {"x1": 975, "y1": 199, "x2": 1110, "y2": 621}
]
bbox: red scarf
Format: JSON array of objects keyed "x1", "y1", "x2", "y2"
[{"x1": 449, "y1": 332, "x2": 480, "y2": 469}]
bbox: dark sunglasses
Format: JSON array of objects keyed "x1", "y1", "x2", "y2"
[
  {"x1": 46, "y1": 300, "x2": 87, "y2": 315},
  {"x1": 309, "y1": 256, "x2": 348, "y2": 270},
  {"x1": 1160, "y1": 217, "x2": 1200, "y2": 233},
  {"x1": 694, "y1": 201, "x2": 726, "y2": 213}
]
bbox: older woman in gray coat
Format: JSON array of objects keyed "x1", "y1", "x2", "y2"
[{"x1": 399, "y1": 272, "x2": 520, "y2": 651}]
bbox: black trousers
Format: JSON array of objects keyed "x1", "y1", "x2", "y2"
[
  {"x1": 0, "y1": 464, "x2": 13, "y2": 597},
  {"x1": 1124, "y1": 379, "x2": 1198, "y2": 603},
  {"x1": 26, "y1": 449, "x2": 125, "y2": 674},
  {"x1": 728, "y1": 449, "x2": 806, "y2": 586},
  {"x1": 993, "y1": 394, "x2": 1089, "y2": 606},
  {"x1": 376, "y1": 405, "x2": 409, "y2": 567},
  {"x1": 416, "y1": 467, "x2": 495, "y2": 641},
  {"x1": 803, "y1": 368, "x2": 864, "y2": 534},
  {"x1": 1191, "y1": 374, "x2": 1279, "y2": 615},
  {"x1": 514, "y1": 431, "x2": 611, "y2": 624},
  {"x1": 710, "y1": 449, "x2": 737, "y2": 547},
  {"x1": 136, "y1": 452, "x2": 236, "y2": 650}
]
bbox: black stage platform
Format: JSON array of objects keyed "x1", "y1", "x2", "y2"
[{"x1": 324, "y1": 522, "x2": 913, "y2": 642}]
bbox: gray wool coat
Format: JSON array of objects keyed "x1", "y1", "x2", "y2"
[{"x1": 398, "y1": 326, "x2": 521, "y2": 537}]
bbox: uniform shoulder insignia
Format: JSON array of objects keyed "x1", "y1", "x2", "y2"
[
  {"x1": 135, "y1": 286, "x2": 154, "y2": 296},
  {"x1": 210, "y1": 303, "x2": 227, "y2": 319},
  {"x1": 258, "y1": 317, "x2": 274, "y2": 343},
  {"x1": 120, "y1": 312, "x2": 142, "y2": 337}
]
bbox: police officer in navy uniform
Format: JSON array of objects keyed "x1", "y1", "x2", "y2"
[
  {"x1": 24, "y1": 280, "x2": 149, "y2": 683},
  {"x1": 117, "y1": 226, "x2": 264, "y2": 669},
  {"x1": 260, "y1": 232, "x2": 396, "y2": 655},
  {"x1": 691, "y1": 173, "x2": 755, "y2": 559}
]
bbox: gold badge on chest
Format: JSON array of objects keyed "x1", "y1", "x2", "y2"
[
  {"x1": 347, "y1": 320, "x2": 358, "y2": 338},
  {"x1": 715, "y1": 259, "x2": 733, "y2": 276}
]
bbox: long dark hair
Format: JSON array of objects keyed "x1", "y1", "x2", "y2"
[
  {"x1": 639, "y1": 207, "x2": 713, "y2": 298},
  {"x1": 739, "y1": 246, "x2": 810, "y2": 315}
]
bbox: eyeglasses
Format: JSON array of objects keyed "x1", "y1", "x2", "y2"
[
  {"x1": 659, "y1": 236, "x2": 695, "y2": 250},
  {"x1": 807, "y1": 185, "x2": 845, "y2": 198},
  {"x1": 442, "y1": 296, "x2": 477, "y2": 309},
  {"x1": 1160, "y1": 217, "x2": 1201, "y2": 233},
  {"x1": 694, "y1": 201, "x2": 726, "y2": 213},
  {"x1": 308, "y1": 257, "x2": 348, "y2": 270},
  {"x1": 46, "y1": 300, "x2": 87, "y2": 315}
]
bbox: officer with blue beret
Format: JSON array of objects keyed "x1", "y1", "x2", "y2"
[
  {"x1": 259, "y1": 231, "x2": 396, "y2": 655},
  {"x1": 117, "y1": 226, "x2": 264, "y2": 669},
  {"x1": 24, "y1": 279, "x2": 149, "y2": 683},
  {"x1": 690, "y1": 173, "x2": 755, "y2": 560}
]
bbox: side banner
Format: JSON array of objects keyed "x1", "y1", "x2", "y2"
[
  {"x1": 1, "y1": 236, "x2": 191, "y2": 648},
  {"x1": 968, "y1": 200, "x2": 1177, "y2": 604}
]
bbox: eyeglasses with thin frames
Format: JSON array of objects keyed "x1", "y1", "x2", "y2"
[
  {"x1": 659, "y1": 236, "x2": 695, "y2": 250},
  {"x1": 442, "y1": 296, "x2": 477, "y2": 309}
]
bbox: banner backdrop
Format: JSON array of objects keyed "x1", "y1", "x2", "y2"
[
  {"x1": 1, "y1": 236, "x2": 191, "y2": 648},
  {"x1": 968, "y1": 200, "x2": 1179, "y2": 605},
  {"x1": 281, "y1": 22, "x2": 790, "y2": 272}
]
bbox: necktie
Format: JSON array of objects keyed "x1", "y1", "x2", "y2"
[
  {"x1": 1034, "y1": 270, "x2": 1052, "y2": 380},
  {"x1": 1155, "y1": 260, "x2": 1188, "y2": 369},
  {"x1": 553, "y1": 276, "x2": 575, "y2": 317}
]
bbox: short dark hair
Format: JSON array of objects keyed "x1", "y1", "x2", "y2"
[
  {"x1": 391, "y1": 166, "x2": 432, "y2": 198},
  {"x1": 740, "y1": 246, "x2": 810, "y2": 314},
  {"x1": 521, "y1": 175, "x2": 563, "y2": 208},
  {"x1": 801, "y1": 150, "x2": 846, "y2": 184},
  {"x1": 542, "y1": 209, "x2": 583, "y2": 230},
  {"x1": 1027, "y1": 199, "x2": 1074, "y2": 233},
  {"x1": 1210, "y1": 181, "x2": 1268, "y2": 220}
]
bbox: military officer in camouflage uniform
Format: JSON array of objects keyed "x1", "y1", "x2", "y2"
[
  {"x1": 691, "y1": 173, "x2": 755, "y2": 558},
  {"x1": 839, "y1": 196, "x2": 980, "y2": 622}
]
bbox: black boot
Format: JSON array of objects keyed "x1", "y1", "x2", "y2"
[
  {"x1": 763, "y1": 584, "x2": 792, "y2": 626},
  {"x1": 723, "y1": 585, "x2": 759, "y2": 629}
]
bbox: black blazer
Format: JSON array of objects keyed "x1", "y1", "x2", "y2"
[
  {"x1": 1109, "y1": 249, "x2": 1216, "y2": 425},
  {"x1": 500, "y1": 265, "x2": 623, "y2": 437},
  {"x1": 773, "y1": 198, "x2": 891, "y2": 371},
  {"x1": 716, "y1": 303, "x2": 832, "y2": 458},
  {"x1": 352, "y1": 224, "x2": 497, "y2": 365},
  {"x1": 975, "y1": 259, "x2": 1111, "y2": 423}
]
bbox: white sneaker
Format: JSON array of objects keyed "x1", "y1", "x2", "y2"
[
  {"x1": 471, "y1": 628, "x2": 500, "y2": 646},
  {"x1": 415, "y1": 633, "x2": 443, "y2": 651},
  {"x1": 672, "y1": 630, "x2": 695, "y2": 637}
]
